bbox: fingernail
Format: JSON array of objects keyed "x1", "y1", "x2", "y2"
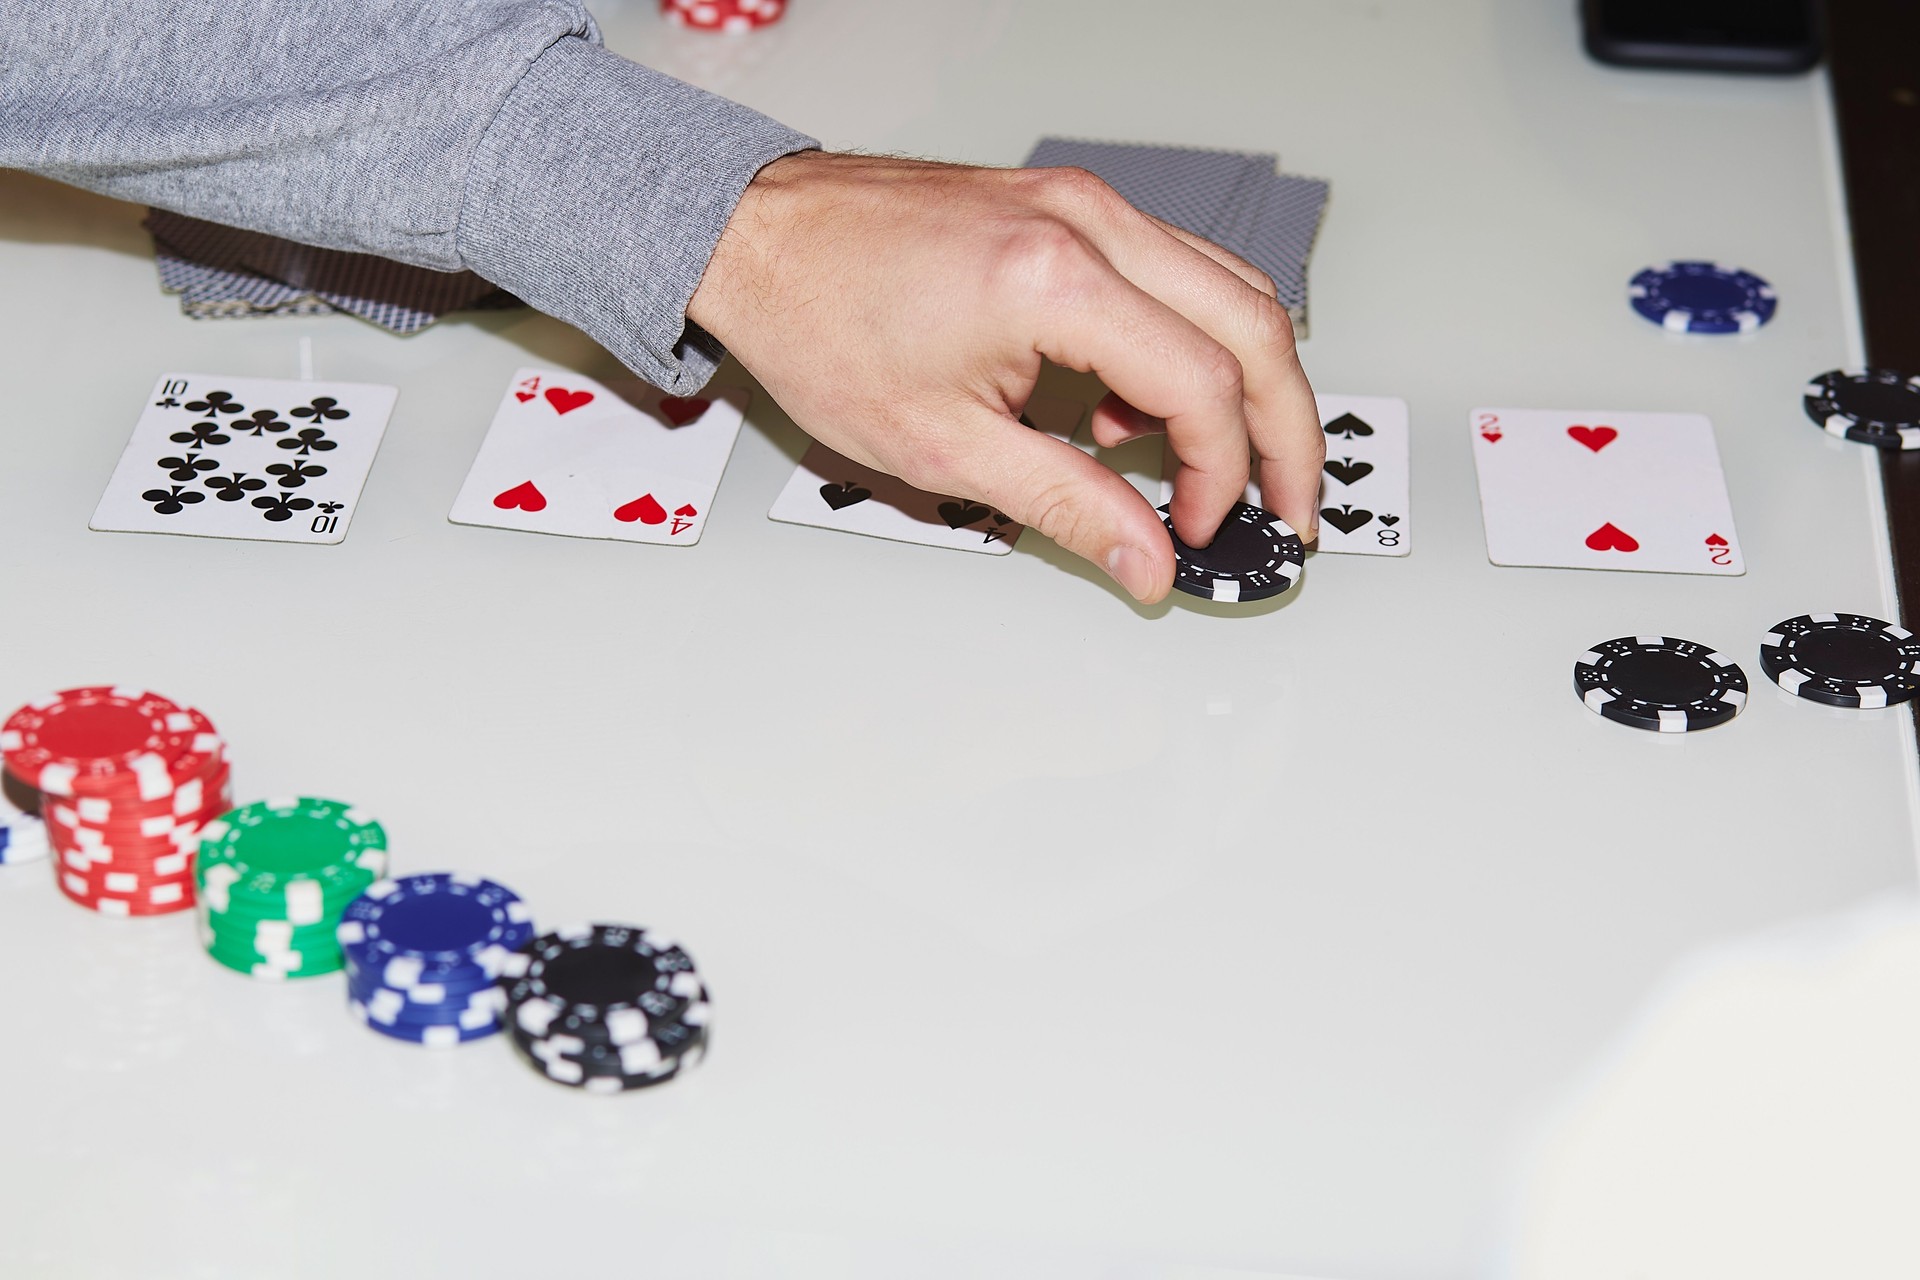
[{"x1": 1106, "y1": 544, "x2": 1156, "y2": 601}]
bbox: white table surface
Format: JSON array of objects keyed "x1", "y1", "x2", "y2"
[{"x1": 1, "y1": 2, "x2": 1914, "y2": 1277}]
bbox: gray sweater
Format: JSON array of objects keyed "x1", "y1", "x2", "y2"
[{"x1": 0, "y1": 1, "x2": 818, "y2": 392}]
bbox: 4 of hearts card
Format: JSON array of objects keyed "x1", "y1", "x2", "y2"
[
  {"x1": 449, "y1": 368, "x2": 748, "y2": 546},
  {"x1": 1469, "y1": 408, "x2": 1744, "y2": 575},
  {"x1": 91, "y1": 373, "x2": 398, "y2": 544}
]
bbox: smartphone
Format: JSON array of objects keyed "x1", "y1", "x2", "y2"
[{"x1": 1581, "y1": 0, "x2": 1823, "y2": 74}]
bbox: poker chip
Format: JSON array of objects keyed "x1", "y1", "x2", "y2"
[
  {"x1": 661, "y1": 0, "x2": 785, "y2": 30},
  {"x1": 506, "y1": 1019, "x2": 706, "y2": 1092},
  {"x1": 2, "y1": 688, "x2": 228, "y2": 914},
  {"x1": 2, "y1": 686, "x2": 222, "y2": 800},
  {"x1": 1573, "y1": 636, "x2": 1749, "y2": 733},
  {"x1": 1159, "y1": 502, "x2": 1305, "y2": 603},
  {"x1": 1802, "y1": 369, "x2": 1920, "y2": 450},
  {"x1": 337, "y1": 873, "x2": 532, "y2": 1046},
  {"x1": 1759, "y1": 613, "x2": 1920, "y2": 709},
  {"x1": 1628, "y1": 261, "x2": 1776, "y2": 334},
  {"x1": 499, "y1": 923, "x2": 712, "y2": 1092},
  {"x1": 195, "y1": 797, "x2": 387, "y2": 977}
]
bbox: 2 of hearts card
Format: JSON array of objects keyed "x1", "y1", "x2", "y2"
[
  {"x1": 766, "y1": 394, "x2": 1087, "y2": 554},
  {"x1": 449, "y1": 368, "x2": 748, "y2": 545},
  {"x1": 1469, "y1": 408, "x2": 1743, "y2": 575},
  {"x1": 91, "y1": 373, "x2": 398, "y2": 544}
]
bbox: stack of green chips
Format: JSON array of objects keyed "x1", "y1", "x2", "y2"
[{"x1": 194, "y1": 797, "x2": 389, "y2": 979}]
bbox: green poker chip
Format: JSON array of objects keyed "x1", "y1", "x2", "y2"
[
  {"x1": 196, "y1": 797, "x2": 386, "y2": 913},
  {"x1": 202, "y1": 943, "x2": 343, "y2": 980},
  {"x1": 193, "y1": 797, "x2": 383, "y2": 980}
]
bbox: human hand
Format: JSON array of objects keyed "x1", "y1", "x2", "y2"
[{"x1": 686, "y1": 151, "x2": 1322, "y2": 603}]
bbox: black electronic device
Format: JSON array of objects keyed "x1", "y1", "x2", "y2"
[{"x1": 1581, "y1": 0, "x2": 1823, "y2": 73}]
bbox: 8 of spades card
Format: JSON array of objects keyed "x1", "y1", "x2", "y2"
[
  {"x1": 1161, "y1": 393, "x2": 1411, "y2": 556},
  {"x1": 91, "y1": 373, "x2": 397, "y2": 545}
]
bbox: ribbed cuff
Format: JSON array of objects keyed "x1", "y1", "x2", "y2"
[{"x1": 458, "y1": 37, "x2": 816, "y2": 392}]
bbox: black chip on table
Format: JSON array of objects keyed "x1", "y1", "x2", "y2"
[
  {"x1": 1159, "y1": 501, "x2": 1305, "y2": 603},
  {"x1": 1802, "y1": 369, "x2": 1920, "y2": 450},
  {"x1": 1759, "y1": 613, "x2": 1920, "y2": 709},
  {"x1": 1573, "y1": 636, "x2": 1748, "y2": 733}
]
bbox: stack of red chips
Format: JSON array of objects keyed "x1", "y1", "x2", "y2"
[
  {"x1": 661, "y1": 0, "x2": 786, "y2": 31},
  {"x1": 1, "y1": 687, "x2": 230, "y2": 917}
]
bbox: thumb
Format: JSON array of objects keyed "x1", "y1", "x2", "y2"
[{"x1": 934, "y1": 407, "x2": 1175, "y2": 603}]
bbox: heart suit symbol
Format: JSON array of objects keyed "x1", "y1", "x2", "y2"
[
  {"x1": 1585, "y1": 521, "x2": 1639, "y2": 552},
  {"x1": 493, "y1": 480, "x2": 546, "y2": 512},
  {"x1": 614, "y1": 494, "x2": 667, "y2": 525},
  {"x1": 545, "y1": 387, "x2": 594, "y2": 415},
  {"x1": 658, "y1": 397, "x2": 710, "y2": 426}
]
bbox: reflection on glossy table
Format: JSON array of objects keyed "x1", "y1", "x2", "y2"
[{"x1": 0, "y1": 2, "x2": 1912, "y2": 1277}]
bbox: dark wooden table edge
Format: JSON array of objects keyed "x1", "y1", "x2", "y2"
[{"x1": 1827, "y1": 0, "x2": 1920, "y2": 743}]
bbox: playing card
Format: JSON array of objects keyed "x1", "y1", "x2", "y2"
[
  {"x1": 448, "y1": 368, "x2": 749, "y2": 546},
  {"x1": 1469, "y1": 408, "x2": 1744, "y2": 575},
  {"x1": 767, "y1": 395, "x2": 1085, "y2": 554},
  {"x1": 1159, "y1": 393, "x2": 1410, "y2": 557},
  {"x1": 90, "y1": 373, "x2": 397, "y2": 544},
  {"x1": 1310, "y1": 395, "x2": 1408, "y2": 555},
  {"x1": 1232, "y1": 173, "x2": 1329, "y2": 324},
  {"x1": 1023, "y1": 139, "x2": 1277, "y2": 245}
]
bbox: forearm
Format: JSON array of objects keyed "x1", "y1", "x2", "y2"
[{"x1": 0, "y1": 1, "x2": 816, "y2": 389}]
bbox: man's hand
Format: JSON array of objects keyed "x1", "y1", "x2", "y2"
[{"x1": 686, "y1": 151, "x2": 1322, "y2": 603}]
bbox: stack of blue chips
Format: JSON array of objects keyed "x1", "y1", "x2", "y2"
[{"x1": 336, "y1": 872, "x2": 535, "y2": 1049}]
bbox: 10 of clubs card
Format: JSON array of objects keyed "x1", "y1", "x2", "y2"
[
  {"x1": 449, "y1": 368, "x2": 749, "y2": 546},
  {"x1": 1469, "y1": 408, "x2": 1744, "y2": 575},
  {"x1": 1161, "y1": 393, "x2": 1411, "y2": 555},
  {"x1": 767, "y1": 394, "x2": 1086, "y2": 554},
  {"x1": 90, "y1": 373, "x2": 397, "y2": 544}
]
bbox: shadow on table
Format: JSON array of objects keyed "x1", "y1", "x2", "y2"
[{"x1": 0, "y1": 170, "x2": 152, "y2": 254}]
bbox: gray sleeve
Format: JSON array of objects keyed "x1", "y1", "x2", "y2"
[{"x1": 0, "y1": 2, "x2": 817, "y2": 391}]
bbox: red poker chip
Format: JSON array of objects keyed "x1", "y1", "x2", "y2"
[
  {"x1": 55, "y1": 866, "x2": 196, "y2": 916},
  {"x1": 57, "y1": 852, "x2": 192, "y2": 882},
  {"x1": 44, "y1": 763, "x2": 232, "y2": 836},
  {"x1": 662, "y1": 0, "x2": 785, "y2": 30},
  {"x1": 52, "y1": 832, "x2": 197, "y2": 874},
  {"x1": 2, "y1": 688, "x2": 225, "y2": 800}
]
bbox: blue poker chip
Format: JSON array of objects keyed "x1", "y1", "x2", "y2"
[
  {"x1": 344, "y1": 956, "x2": 499, "y2": 1003},
  {"x1": 1629, "y1": 261, "x2": 1776, "y2": 334},
  {"x1": 349, "y1": 994, "x2": 502, "y2": 1048},
  {"x1": 0, "y1": 785, "x2": 48, "y2": 866},
  {"x1": 349, "y1": 977, "x2": 506, "y2": 1027},
  {"x1": 336, "y1": 872, "x2": 533, "y2": 988}
]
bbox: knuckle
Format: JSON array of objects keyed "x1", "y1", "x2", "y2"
[
  {"x1": 989, "y1": 217, "x2": 1098, "y2": 307},
  {"x1": 1244, "y1": 293, "x2": 1297, "y2": 358},
  {"x1": 1036, "y1": 164, "x2": 1122, "y2": 213},
  {"x1": 1192, "y1": 343, "x2": 1246, "y2": 407},
  {"x1": 1019, "y1": 476, "x2": 1089, "y2": 549}
]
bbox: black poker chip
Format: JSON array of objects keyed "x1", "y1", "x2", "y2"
[
  {"x1": 1573, "y1": 636, "x2": 1748, "y2": 732},
  {"x1": 1802, "y1": 369, "x2": 1920, "y2": 450},
  {"x1": 1159, "y1": 502, "x2": 1305, "y2": 603},
  {"x1": 1759, "y1": 613, "x2": 1920, "y2": 708},
  {"x1": 497, "y1": 923, "x2": 713, "y2": 1092},
  {"x1": 507, "y1": 1017, "x2": 708, "y2": 1093},
  {"x1": 499, "y1": 922, "x2": 706, "y2": 1039}
]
